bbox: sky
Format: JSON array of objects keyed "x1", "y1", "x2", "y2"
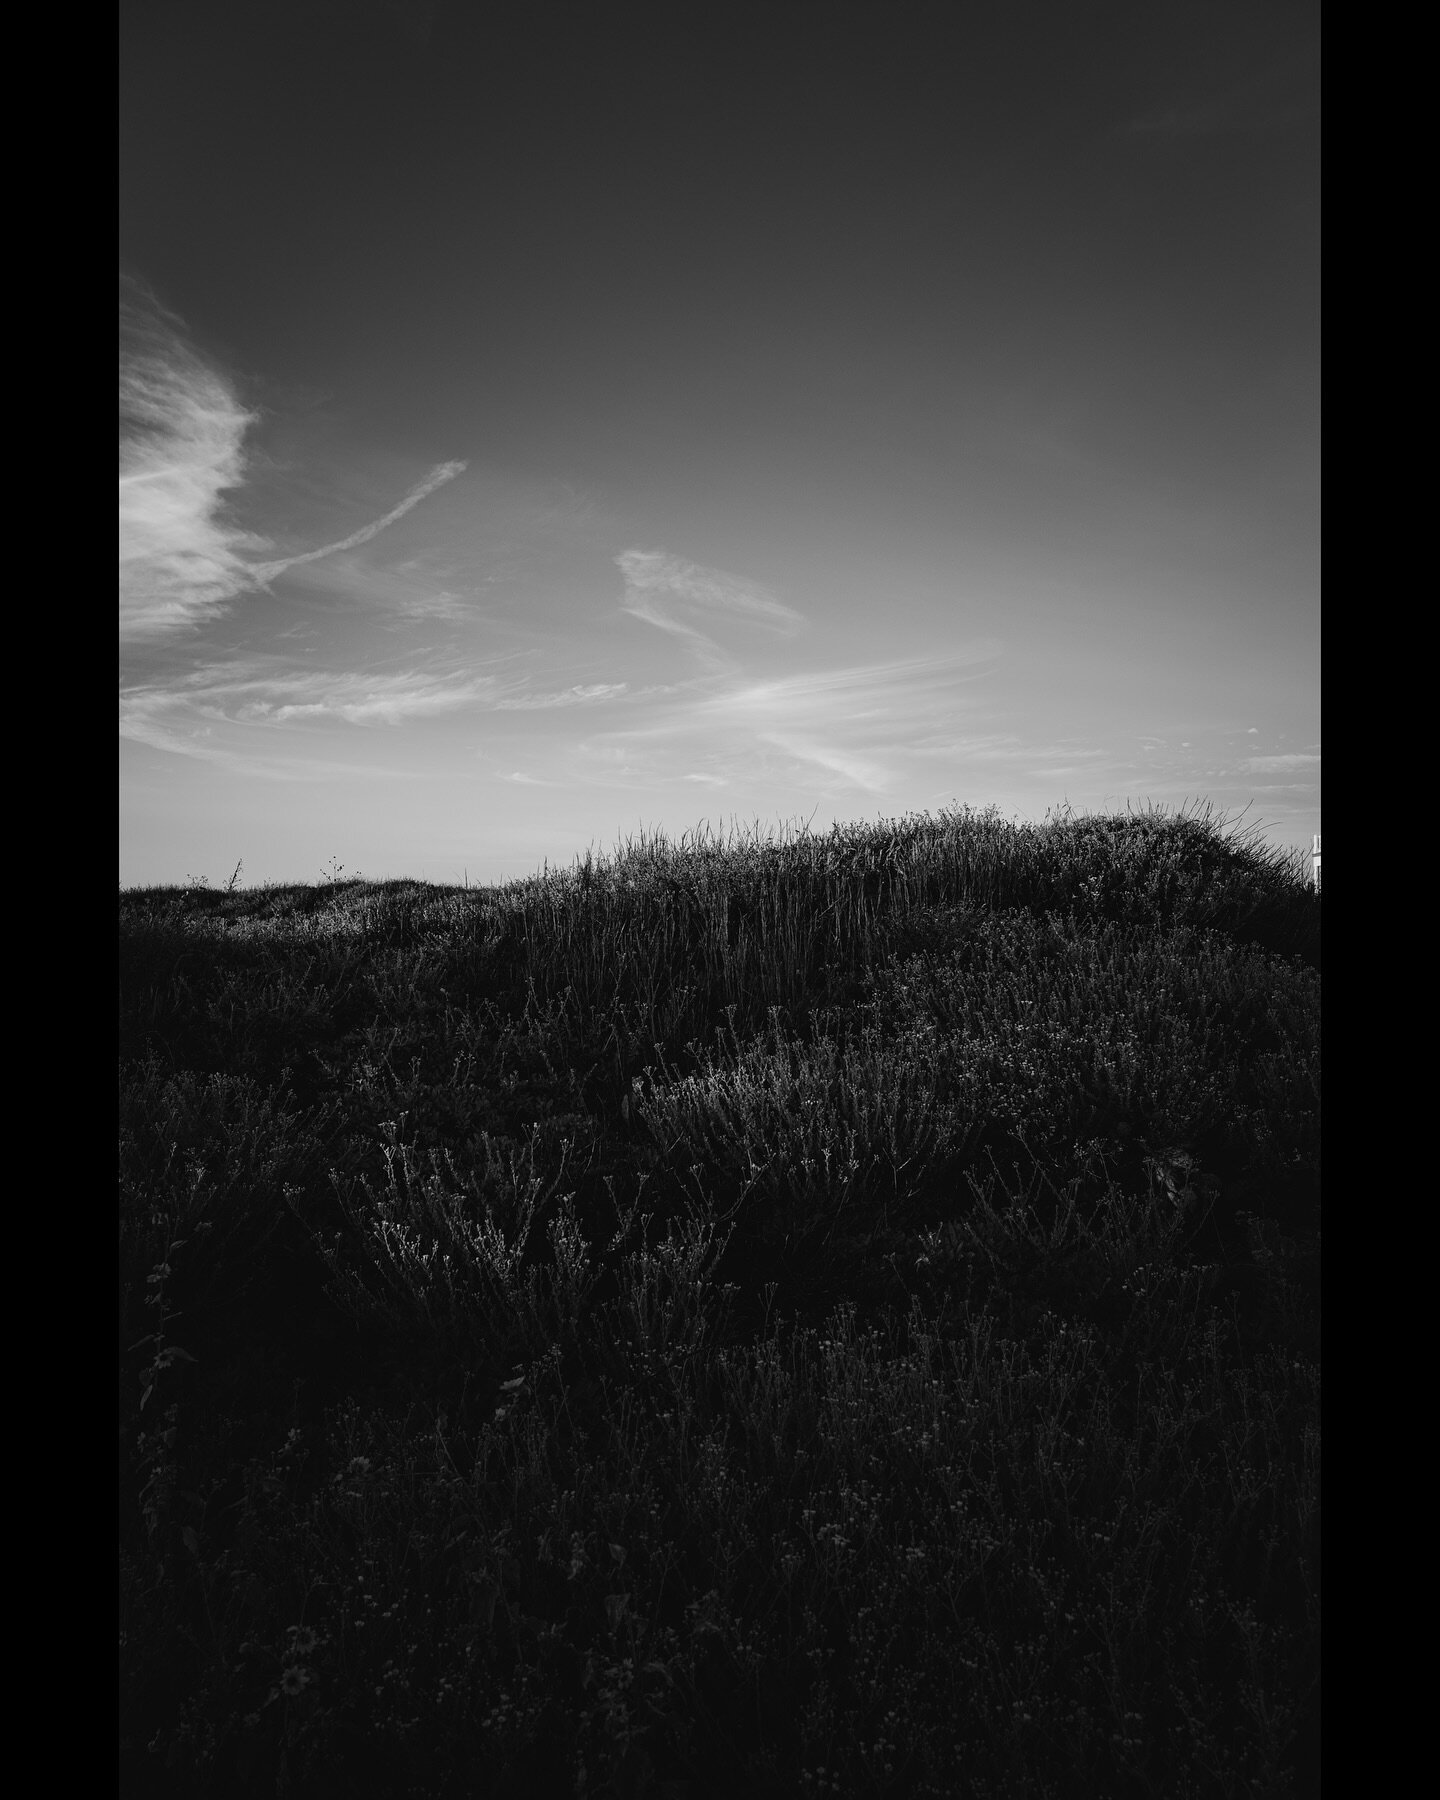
[{"x1": 119, "y1": 1, "x2": 1320, "y2": 888}]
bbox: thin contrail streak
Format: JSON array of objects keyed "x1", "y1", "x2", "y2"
[{"x1": 249, "y1": 460, "x2": 467, "y2": 582}]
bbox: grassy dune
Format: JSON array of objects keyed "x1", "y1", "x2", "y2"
[{"x1": 119, "y1": 802, "x2": 1320, "y2": 1798}]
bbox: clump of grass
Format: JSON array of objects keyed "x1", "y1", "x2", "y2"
[{"x1": 119, "y1": 801, "x2": 1320, "y2": 1796}]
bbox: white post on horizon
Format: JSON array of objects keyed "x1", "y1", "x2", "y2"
[{"x1": 1312, "y1": 834, "x2": 1321, "y2": 893}]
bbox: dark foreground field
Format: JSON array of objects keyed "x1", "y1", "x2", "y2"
[{"x1": 119, "y1": 804, "x2": 1320, "y2": 1799}]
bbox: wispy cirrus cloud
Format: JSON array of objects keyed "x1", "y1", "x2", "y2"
[
  {"x1": 234, "y1": 669, "x2": 489, "y2": 725},
  {"x1": 120, "y1": 281, "x2": 469, "y2": 640},
  {"x1": 493, "y1": 682, "x2": 629, "y2": 709},
  {"x1": 723, "y1": 652, "x2": 1004, "y2": 792},
  {"x1": 248, "y1": 460, "x2": 468, "y2": 584},
  {"x1": 1244, "y1": 753, "x2": 1320, "y2": 773},
  {"x1": 119, "y1": 280, "x2": 262, "y2": 639},
  {"x1": 120, "y1": 664, "x2": 500, "y2": 755},
  {"x1": 696, "y1": 652, "x2": 998, "y2": 724},
  {"x1": 617, "y1": 548, "x2": 805, "y2": 670},
  {"x1": 575, "y1": 647, "x2": 1004, "y2": 795},
  {"x1": 120, "y1": 659, "x2": 637, "y2": 771}
]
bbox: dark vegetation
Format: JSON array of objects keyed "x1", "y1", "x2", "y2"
[{"x1": 119, "y1": 802, "x2": 1320, "y2": 1798}]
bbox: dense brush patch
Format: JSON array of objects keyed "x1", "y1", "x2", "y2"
[{"x1": 119, "y1": 802, "x2": 1320, "y2": 1798}]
